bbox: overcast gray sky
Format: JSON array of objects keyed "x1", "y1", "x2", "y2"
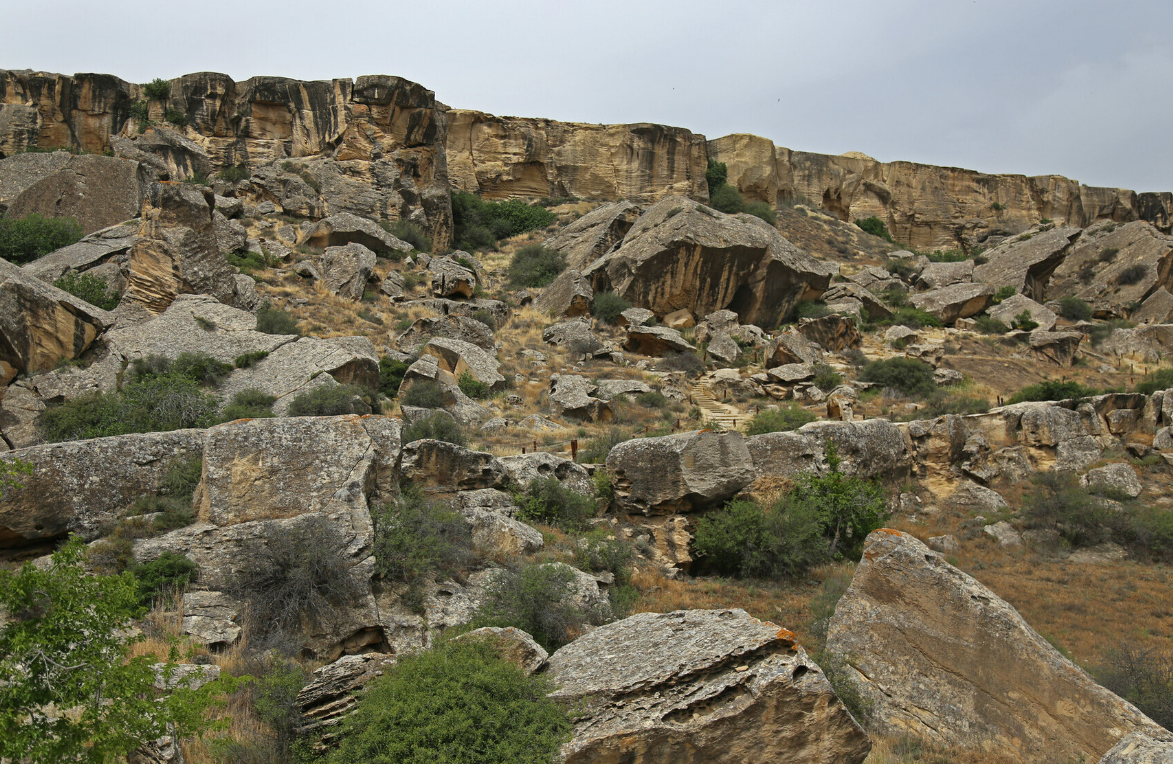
[{"x1": 5, "y1": 0, "x2": 1171, "y2": 192}]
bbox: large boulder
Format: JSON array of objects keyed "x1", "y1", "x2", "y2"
[
  {"x1": 321, "y1": 242, "x2": 376, "y2": 301},
  {"x1": 747, "y1": 419, "x2": 913, "y2": 481},
  {"x1": 396, "y1": 314, "x2": 495, "y2": 352},
  {"x1": 421, "y1": 337, "x2": 505, "y2": 392},
  {"x1": 547, "y1": 609, "x2": 871, "y2": 764},
  {"x1": 542, "y1": 320, "x2": 597, "y2": 349},
  {"x1": 624, "y1": 324, "x2": 695, "y2": 356},
  {"x1": 534, "y1": 268, "x2": 593, "y2": 318},
  {"x1": 973, "y1": 225, "x2": 1082, "y2": 299},
  {"x1": 4, "y1": 154, "x2": 150, "y2": 234},
  {"x1": 0, "y1": 257, "x2": 115, "y2": 374},
  {"x1": 499, "y1": 451, "x2": 592, "y2": 494},
  {"x1": 827, "y1": 529, "x2": 1164, "y2": 762},
  {"x1": 988, "y1": 293, "x2": 1058, "y2": 332},
  {"x1": 910, "y1": 282, "x2": 995, "y2": 324},
  {"x1": 583, "y1": 196, "x2": 835, "y2": 328},
  {"x1": 307, "y1": 213, "x2": 412, "y2": 258},
  {"x1": 1099, "y1": 732, "x2": 1173, "y2": 764},
  {"x1": 606, "y1": 430, "x2": 756, "y2": 515},
  {"x1": 549, "y1": 374, "x2": 612, "y2": 422},
  {"x1": 797, "y1": 314, "x2": 861, "y2": 351},
  {"x1": 1131, "y1": 287, "x2": 1173, "y2": 325},
  {"x1": 428, "y1": 255, "x2": 476, "y2": 299},
  {"x1": 541, "y1": 200, "x2": 640, "y2": 269},
  {"x1": 399, "y1": 439, "x2": 506, "y2": 492},
  {"x1": 916, "y1": 259, "x2": 974, "y2": 290},
  {"x1": 21, "y1": 222, "x2": 138, "y2": 288},
  {"x1": 1048, "y1": 220, "x2": 1173, "y2": 315},
  {"x1": 1030, "y1": 330, "x2": 1083, "y2": 366},
  {"x1": 0, "y1": 429, "x2": 206, "y2": 548},
  {"x1": 0, "y1": 150, "x2": 73, "y2": 213},
  {"x1": 765, "y1": 329, "x2": 821, "y2": 366},
  {"x1": 110, "y1": 127, "x2": 213, "y2": 182}
]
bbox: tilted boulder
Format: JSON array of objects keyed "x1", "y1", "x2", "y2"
[
  {"x1": 973, "y1": 225, "x2": 1082, "y2": 299},
  {"x1": 307, "y1": 213, "x2": 412, "y2": 257},
  {"x1": 396, "y1": 314, "x2": 495, "y2": 352},
  {"x1": 765, "y1": 329, "x2": 821, "y2": 366},
  {"x1": 542, "y1": 200, "x2": 640, "y2": 269},
  {"x1": 0, "y1": 429, "x2": 206, "y2": 548},
  {"x1": 421, "y1": 337, "x2": 505, "y2": 392},
  {"x1": 624, "y1": 324, "x2": 695, "y2": 356},
  {"x1": 399, "y1": 439, "x2": 506, "y2": 492},
  {"x1": 534, "y1": 268, "x2": 593, "y2": 318},
  {"x1": 110, "y1": 127, "x2": 213, "y2": 182},
  {"x1": 428, "y1": 256, "x2": 476, "y2": 299},
  {"x1": 797, "y1": 314, "x2": 861, "y2": 351},
  {"x1": 1048, "y1": 220, "x2": 1173, "y2": 315},
  {"x1": 583, "y1": 196, "x2": 835, "y2": 328},
  {"x1": 910, "y1": 282, "x2": 995, "y2": 324},
  {"x1": 549, "y1": 374, "x2": 612, "y2": 422},
  {"x1": 1030, "y1": 330, "x2": 1083, "y2": 366},
  {"x1": 1099, "y1": 732, "x2": 1173, "y2": 764},
  {"x1": 0, "y1": 150, "x2": 72, "y2": 213},
  {"x1": 21, "y1": 222, "x2": 138, "y2": 288},
  {"x1": 916, "y1": 259, "x2": 974, "y2": 290},
  {"x1": 542, "y1": 320, "x2": 596, "y2": 348},
  {"x1": 1131, "y1": 287, "x2": 1173, "y2": 324},
  {"x1": 321, "y1": 242, "x2": 376, "y2": 301},
  {"x1": 5, "y1": 154, "x2": 150, "y2": 234},
  {"x1": 0, "y1": 257, "x2": 115, "y2": 374},
  {"x1": 988, "y1": 293, "x2": 1058, "y2": 332},
  {"x1": 706, "y1": 332, "x2": 741, "y2": 365},
  {"x1": 617, "y1": 307, "x2": 654, "y2": 327},
  {"x1": 827, "y1": 529, "x2": 1164, "y2": 762},
  {"x1": 547, "y1": 609, "x2": 871, "y2": 764},
  {"x1": 820, "y1": 282, "x2": 892, "y2": 321},
  {"x1": 606, "y1": 429, "x2": 755, "y2": 515},
  {"x1": 499, "y1": 451, "x2": 592, "y2": 494},
  {"x1": 747, "y1": 419, "x2": 912, "y2": 482}
]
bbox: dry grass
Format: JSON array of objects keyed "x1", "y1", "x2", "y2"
[{"x1": 863, "y1": 735, "x2": 1015, "y2": 764}]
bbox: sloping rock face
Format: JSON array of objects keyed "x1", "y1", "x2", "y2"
[
  {"x1": 0, "y1": 150, "x2": 72, "y2": 212},
  {"x1": 546, "y1": 609, "x2": 871, "y2": 764},
  {"x1": 910, "y1": 282, "x2": 994, "y2": 324},
  {"x1": 0, "y1": 257, "x2": 115, "y2": 374},
  {"x1": 1047, "y1": 220, "x2": 1173, "y2": 315},
  {"x1": 396, "y1": 314, "x2": 494, "y2": 352},
  {"x1": 708, "y1": 132, "x2": 1172, "y2": 251},
  {"x1": 1099, "y1": 732, "x2": 1173, "y2": 763},
  {"x1": 445, "y1": 111, "x2": 708, "y2": 203},
  {"x1": 747, "y1": 419, "x2": 913, "y2": 482},
  {"x1": 21, "y1": 222, "x2": 137, "y2": 287},
  {"x1": 827, "y1": 530, "x2": 1164, "y2": 762},
  {"x1": 0, "y1": 429, "x2": 206, "y2": 548},
  {"x1": 542, "y1": 200, "x2": 641, "y2": 269},
  {"x1": 606, "y1": 430, "x2": 756, "y2": 515},
  {"x1": 320, "y1": 242, "x2": 376, "y2": 301},
  {"x1": 421, "y1": 337, "x2": 504, "y2": 391},
  {"x1": 308, "y1": 213, "x2": 411, "y2": 258},
  {"x1": 988, "y1": 293, "x2": 1057, "y2": 331},
  {"x1": 0, "y1": 70, "x2": 454, "y2": 248},
  {"x1": 972, "y1": 226, "x2": 1081, "y2": 299},
  {"x1": 534, "y1": 268, "x2": 592, "y2": 318},
  {"x1": 124, "y1": 183, "x2": 245, "y2": 314},
  {"x1": 110, "y1": 126, "x2": 213, "y2": 182},
  {"x1": 4, "y1": 154, "x2": 150, "y2": 234},
  {"x1": 585, "y1": 196, "x2": 835, "y2": 328}
]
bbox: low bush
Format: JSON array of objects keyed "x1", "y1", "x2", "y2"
[
  {"x1": 1118, "y1": 264, "x2": 1148, "y2": 285},
  {"x1": 705, "y1": 159, "x2": 727, "y2": 191},
  {"x1": 458, "y1": 371, "x2": 490, "y2": 399},
  {"x1": 255, "y1": 302, "x2": 301, "y2": 336},
  {"x1": 993, "y1": 285, "x2": 1017, "y2": 303},
  {"x1": 794, "y1": 300, "x2": 831, "y2": 320},
  {"x1": 866, "y1": 306, "x2": 943, "y2": 330},
  {"x1": 164, "y1": 109, "x2": 187, "y2": 127},
  {"x1": 221, "y1": 388, "x2": 277, "y2": 420},
  {"x1": 913, "y1": 390, "x2": 990, "y2": 418},
  {"x1": 855, "y1": 216, "x2": 894, "y2": 243},
  {"x1": 1011, "y1": 310, "x2": 1039, "y2": 332},
  {"x1": 378, "y1": 356, "x2": 410, "y2": 397},
  {"x1": 859, "y1": 357, "x2": 937, "y2": 398},
  {"x1": 373, "y1": 485, "x2": 471, "y2": 584},
  {"x1": 573, "y1": 529, "x2": 634, "y2": 586},
  {"x1": 401, "y1": 380, "x2": 446, "y2": 408},
  {"x1": 286, "y1": 384, "x2": 375, "y2": 417},
  {"x1": 660, "y1": 351, "x2": 705, "y2": 378},
  {"x1": 709, "y1": 184, "x2": 746, "y2": 214},
  {"x1": 1058, "y1": 296, "x2": 1092, "y2": 321},
  {"x1": 1022, "y1": 471, "x2": 1121, "y2": 549},
  {"x1": 1008, "y1": 379, "x2": 1097, "y2": 403},
  {"x1": 743, "y1": 200, "x2": 776, "y2": 225},
  {"x1": 1094, "y1": 642, "x2": 1173, "y2": 730},
  {"x1": 579, "y1": 428, "x2": 629, "y2": 463},
  {"x1": 1135, "y1": 368, "x2": 1173, "y2": 396},
  {"x1": 507, "y1": 244, "x2": 566, "y2": 288},
  {"x1": 1089, "y1": 318, "x2": 1134, "y2": 347},
  {"x1": 327, "y1": 638, "x2": 570, "y2": 764},
  {"x1": 226, "y1": 251, "x2": 266, "y2": 273},
  {"x1": 383, "y1": 219, "x2": 432, "y2": 253},
  {"x1": 745, "y1": 405, "x2": 815, "y2": 435},
  {"x1": 636, "y1": 391, "x2": 669, "y2": 410},
  {"x1": 451, "y1": 190, "x2": 556, "y2": 251},
  {"x1": 142, "y1": 78, "x2": 171, "y2": 100},
  {"x1": 229, "y1": 517, "x2": 364, "y2": 643},
  {"x1": 1099, "y1": 247, "x2": 1120, "y2": 262},
  {"x1": 471, "y1": 309, "x2": 497, "y2": 331},
  {"x1": 0, "y1": 214, "x2": 84, "y2": 264},
  {"x1": 515, "y1": 477, "x2": 596, "y2": 531},
  {"x1": 591, "y1": 291, "x2": 631, "y2": 324},
  {"x1": 234, "y1": 653, "x2": 310, "y2": 760},
  {"x1": 170, "y1": 352, "x2": 233, "y2": 387},
  {"x1": 474, "y1": 563, "x2": 599, "y2": 651},
  {"x1": 974, "y1": 316, "x2": 1010, "y2": 334},
  {"x1": 402, "y1": 412, "x2": 466, "y2": 446},
  {"x1": 39, "y1": 374, "x2": 220, "y2": 442},
  {"x1": 234, "y1": 350, "x2": 269, "y2": 369},
  {"x1": 812, "y1": 363, "x2": 843, "y2": 392},
  {"x1": 53, "y1": 272, "x2": 120, "y2": 310},
  {"x1": 923, "y1": 249, "x2": 967, "y2": 263},
  {"x1": 216, "y1": 164, "x2": 249, "y2": 183},
  {"x1": 130, "y1": 551, "x2": 199, "y2": 607}
]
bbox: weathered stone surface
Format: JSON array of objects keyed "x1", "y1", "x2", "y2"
[
  {"x1": 905, "y1": 343, "x2": 945, "y2": 368},
  {"x1": 984, "y1": 520, "x2": 1022, "y2": 547},
  {"x1": 111, "y1": 127, "x2": 213, "y2": 182},
  {"x1": 917, "y1": 259, "x2": 974, "y2": 290},
  {"x1": 321, "y1": 242, "x2": 376, "y2": 301},
  {"x1": 826, "y1": 385, "x2": 858, "y2": 421},
  {"x1": 0, "y1": 150, "x2": 72, "y2": 211},
  {"x1": 0, "y1": 257, "x2": 114, "y2": 374},
  {"x1": 910, "y1": 282, "x2": 995, "y2": 324},
  {"x1": 0, "y1": 382, "x2": 43, "y2": 448},
  {"x1": 606, "y1": 430, "x2": 756, "y2": 515},
  {"x1": 767, "y1": 363, "x2": 815, "y2": 384},
  {"x1": 428, "y1": 255, "x2": 476, "y2": 299},
  {"x1": 379, "y1": 269, "x2": 404, "y2": 300},
  {"x1": 766, "y1": 329, "x2": 821, "y2": 366},
  {"x1": 885, "y1": 324, "x2": 919, "y2": 343},
  {"x1": 446, "y1": 111, "x2": 708, "y2": 204},
  {"x1": 549, "y1": 374, "x2": 612, "y2": 422},
  {"x1": 463, "y1": 508, "x2": 544, "y2": 557},
  {"x1": 973, "y1": 226, "x2": 1082, "y2": 299},
  {"x1": 543, "y1": 200, "x2": 641, "y2": 269},
  {"x1": 1049, "y1": 221, "x2": 1173, "y2": 314},
  {"x1": 593, "y1": 378, "x2": 652, "y2": 400},
  {"x1": 400, "y1": 439, "x2": 506, "y2": 492},
  {"x1": 542, "y1": 320, "x2": 596, "y2": 348},
  {"x1": 534, "y1": 268, "x2": 592, "y2": 318},
  {"x1": 706, "y1": 332, "x2": 741, "y2": 365},
  {"x1": 396, "y1": 314, "x2": 494, "y2": 352},
  {"x1": 617, "y1": 307, "x2": 654, "y2": 327},
  {"x1": 307, "y1": 213, "x2": 412, "y2": 257},
  {"x1": 403, "y1": 296, "x2": 510, "y2": 325},
  {"x1": 453, "y1": 627, "x2": 547, "y2": 674},
  {"x1": 584, "y1": 197, "x2": 835, "y2": 328},
  {"x1": 22, "y1": 222, "x2": 137, "y2": 287},
  {"x1": 988, "y1": 293, "x2": 1058, "y2": 332},
  {"x1": 547, "y1": 609, "x2": 871, "y2": 764},
  {"x1": 748, "y1": 419, "x2": 912, "y2": 481},
  {"x1": 798, "y1": 314, "x2": 861, "y2": 351},
  {"x1": 1131, "y1": 287, "x2": 1173, "y2": 325},
  {"x1": 663, "y1": 309, "x2": 695, "y2": 329},
  {"x1": 1099, "y1": 324, "x2": 1173, "y2": 363},
  {"x1": 624, "y1": 324, "x2": 695, "y2": 356},
  {"x1": 1098, "y1": 732, "x2": 1173, "y2": 764},
  {"x1": 125, "y1": 183, "x2": 246, "y2": 314},
  {"x1": 181, "y1": 590, "x2": 241, "y2": 648},
  {"x1": 0, "y1": 429, "x2": 206, "y2": 547},
  {"x1": 499, "y1": 451, "x2": 592, "y2": 494},
  {"x1": 827, "y1": 529, "x2": 1163, "y2": 762},
  {"x1": 927, "y1": 534, "x2": 960, "y2": 554},
  {"x1": 1030, "y1": 330, "x2": 1083, "y2": 366},
  {"x1": 5, "y1": 154, "x2": 149, "y2": 235},
  {"x1": 297, "y1": 652, "x2": 398, "y2": 732},
  {"x1": 1083, "y1": 462, "x2": 1143, "y2": 498},
  {"x1": 421, "y1": 337, "x2": 504, "y2": 391}
]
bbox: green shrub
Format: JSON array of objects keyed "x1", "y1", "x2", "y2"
[
  {"x1": 402, "y1": 380, "x2": 446, "y2": 408},
  {"x1": 705, "y1": 159, "x2": 728, "y2": 191},
  {"x1": 855, "y1": 216, "x2": 894, "y2": 242},
  {"x1": 794, "y1": 300, "x2": 831, "y2": 320},
  {"x1": 636, "y1": 391, "x2": 669, "y2": 410},
  {"x1": 579, "y1": 428, "x2": 629, "y2": 463},
  {"x1": 216, "y1": 164, "x2": 249, "y2": 183},
  {"x1": 450, "y1": 190, "x2": 557, "y2": 251},
  {"x1": 573, "y1": 529, "x2": 634, "y2": 586},
  {"x1": 516, "y1": 477, "x2": 596, "y2": 531},
  {"x1": 234, "y1": 350, "x2": 269, "y2": 369},
  {"x1": 38, "y1": 375, "x2": 219, "y2": 442},
  {"x1": 373, "y1": 485, "x2": 471, "y2": 584},
  {"x1": 974, "y1": 316, "x2": 1010, "y2": 334},
  {"x1": 591, "y1": 291, "x2": 632, "y2": 324},
  {"x1": 233, "y1": 654, "x2": 310, "y2": 760},
  {"x1": 1058, "y1": 297, "x2": 1092, "y2": 321},
  {"x1": 1099, "y1": 247, "x2": 1120, "y2": 262},
  {"x1": 170, "y1": 352, "x2": 233, "y2": 387},
  {"x1": 1134, "y1": 368, "x2": 1173, "y2": 395},
  {"x1": 1089, "y1": 318, "x2": 1134, "y2": 347},
  {"x1": 383, "y1": 219, "x2": 432, "y2": 253},
  {"x1": 286, "y1": 384, "x2": 374, "y2": 417},
  {"x1": 379, "y1": 356, "x2": 410, "y2": 397},
  {"x1": 328, "y1": 638, "x2": 570, "y2": 764},
  {"x1": 458, "y1": 371, "x2": 490, "y2": 399},
  {"x1": 912, "y1": 391, "x2": 990, "y2": 418},
  {"x1": 1094, "y1": 643, "x2": 1173, "y2": 730},
  {"x1": 129, "y1": 100, "x2": 151, "y2": 132},
  {"x1": 164, "y1": 109, "x2": 187, "y2": 127},
  {"x1": 221, "y1": 389, "x2": 277, "y2": 420},
  {"x1": 812, "y1": 363, "x2": 843, "y2": 391},
  {"x1": 1011, "y1": 310, "x2": 1039, "y2": 332},
  {"x1": 866, "y1": 306, "x2": 942, "y2": 330},
  {"x1": 660, "y1": 351, "x2": 705, "y2": 378},
  {"x1": 52, "y1": 272, "x2": 120, "y2": 310},
  {"x1": 226, "y1": 250, "x2": 266, "y2": 273},
  {"x1": 709, "y1": 184, "x2": 746, "y2": 214},
  {"x1": 471, "y1": 309, "x2": 497, "y2": 331},
  {"x1": 923, "y1": 249, "x2": 967, "y2": 263},
  {"x1": 474, "y1": 563, "x2": 598, "y2": 651},
  {"x1": 1022, "y1": 471, "x2": 1123, "y2": 548},
  {"x1": 508, "y1": 244, "x2": 566, "y2": 288},
  {"x1": 860, "y1": 357, "x2": 937, "y2": 397},
  {"x1": 0, "y1": 214, "x2": 84, "y2": 264},
  {"x1": 255, "y1": 302, "x2": 301, "y2": 335},
  {"x1": 993, "y1": 286, "x2": 1017, "y2": 303},
  {"x1": 131, "y1": 551, "x2": 199, "y2": 606},
  {"x1": 1118, "y1": 264, "x2": 1147, "y2": 286},
  {"x1": 746, "y1": 404, "x2": 815, "y2": 435},
  {"x1": 1008, "y1": 379, "x2": 1097, "y2": 404},
  {"x1": 743, "y1": 200, "x2": 777, "y2": 225},
  {"x1": 402, "y1": 412, "x2": 466, "y2": 446},
  {"x1": 142, "y1": 78, "x2": 171, "y2": 100}
]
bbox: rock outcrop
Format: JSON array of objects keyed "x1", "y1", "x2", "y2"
[
  {"x1": 827, "y1": 529, "x2": 1164, "y2": 762},
  {"x1": 973, "y1": 226, "x2": 1081, "y2": 300},
  {"x1": 308, "y1": 213, "x2": 411, "y2": 258},
  {"x1": 910, "y1": 282, "x2": 994, "y2": 324},
  {"x1": 4, "y1": 154, "x2": 150, "y2": 234},
  {"x1": 542, "y1": 200, "x2": 640, "y2": 269},
  {"x1": 1047, "y1": 220, "x2": 1173, "y2": 315},
  {"x1": 21, "y1": 222, "x2": 137, "y2": 290},
  {"x1": 534, "y1": 268, "x2": 592, "y2": 318},
  {"x1": 320, "y1": 242, "x2": 376, "y2": 301},
  {"x1": 1099, "y1": 732, "x2": 1173, "y2": 764},
  {"x1": 547, "y1": 609, "x2": 871, "y2": 764}
]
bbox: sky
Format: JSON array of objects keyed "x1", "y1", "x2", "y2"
[{"x1": 4, "y1": 0, "x2": 1171, "y2": 193}]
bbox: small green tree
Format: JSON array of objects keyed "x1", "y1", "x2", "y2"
[
  {"x1": 855, "y1": 216, "x2": 894, "y2": 243},
  {"x1": 1011, "y1": 310, "x2": 1039, "y2": 332},
  {"x1": 1, "y1": 458, "x2": 33, "y2": 496},
  {"x1": 53, "y1": 273, "x2": 120, "y2": 311},
  {"x1": 0, "y1": 538, "x2": 233, "y2": 762},
  {"x1": 0, "y1": 214, "x2": 84, "y2": 264},
  {"x1": 705, "y1": 159, "x2": 728, "y2": 192}
]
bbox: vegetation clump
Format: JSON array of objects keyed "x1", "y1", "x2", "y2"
[
  {"x1": 221, "y1": 388, "x2": 277, "y2": 420},
  {"x1": 1135, "y1": 368, "x2": 1173, "y2": 396},
  {"x1": 859, "y1": 357, "x2": 937, "y2": 398},
  {"x1": 591, "y1": 291, "x2": 632, "y2": 324},
  {"x1": 745, "y1": 404, "x2": 815, "y2": 435},
  {"x1": 451, "y1": 190, "x2": 557, "y2": 251},
  {"x1": 855, "y1": 216, "x2": 894, "y2": 243},
  {"x1": 382, "y1": 219, "x2": 432, "y2": 253},
  {"x1": 1008, "y1": 378, "x2": 1098, "y2": 403},
  {"x1": 401, "y1": 380, "x2": 446, "y2": 408},
  {"x1": 0, "y1": 214, "x2": 84, "y2": 264},
  {"x1": 507, "y1": 244, "x2": 566, "y2": 288},
  {"x1": 705, "y1": 159, "x2": 776, "y2": 223},
  {"x1": 1058, "y1": 297, "x2": 1092, "y2": 321},
  {"x1": 402, "y1": 412, "x2": 466, "y2": 446},
  {"x1": 378, "y1": 356, "x2": 410, "y2": 397},
  {"x1": 255, "y1": 301, "x2": 301, "y2": 335},
  {"x1": 286, "y1": 384, "x2": 377, "y2": 417},
  {"x1": 458, "y1": 371, "x2": 490, "y2": 399},
  {"x1": 474, "y1": 562, "x2": 601, "y2": 651},
  {"x1": 515, "y1": 477, "x2": 596, "y2": 531},
  {"x1": 53, "y1": 272, "x2": 120, "y2": 310},
  {"x1": 373, "y1": 485, "x2": 471, "y2": 586}
]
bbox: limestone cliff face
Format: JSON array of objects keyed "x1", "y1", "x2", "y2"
[
  {"x1": 709, "y1": 133, "x2": 1173, "y2": 251},
  {"x1": 0, "y1": 70, "x2": 453, "y2": 248},
  {"x1": 446, "y1": 110, "x2": 708, "y2": 203}
]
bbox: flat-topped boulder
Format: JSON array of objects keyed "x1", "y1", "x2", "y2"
[
  {"x1": 307, "y1": 213, "x2": 412, "y2": 257},
  {"x1": 910, "y1": 282, "x2": 995, "y2": 324},
  {"x1": 624, "y1": 324, "x2": 695, "y2": 356},
  {"x1": 988, "y1": 293, "x2": 1058, "y2": 332},
  {"x1": 396, "y1": 314, "x2": 495, "y2": 352},
  {"x1": 420, "y1": 337, "x2": 504, "y2": 392}
]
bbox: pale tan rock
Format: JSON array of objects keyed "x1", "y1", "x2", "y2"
[
  {"x1": 798, "y1": 314, "x2": 861, "y2": 351},
  {"x1": 973, "y1": 226, "x2": 1082, "y2": 299},
  {"x1": 1049, "y1": 221, "x2": 1173, "y2": 314},
  {"x1": 5, "y1": 154, "x2": 150, "y2": 234},
  {"x1": 321, "y1": 242, "x2": 376, "y2": 301},
  {"x1": 542, "y1": 200, "x2": 641, "y2": 269},
  {"x1": 534, "y1": 268, "x2": 592, "y2": 318},
  {"x1": 624, "y1": 324, "x2": 695, "y2": 357},
  {"x1": 988, "y1": 293, "x2": 1058, "y2": 332},
  {"x1": 1131, "y1": 287, "x2": 1173, "y2": 324},
  {"x1": 663, "y1": 309, "x2": 695, "y2": 329},
  {"x1": 910, "y1": 282, "x2": 994, "y2": 324},
  {"x1": 1030, "y1": 330, "x2": 1083, "y2": 366},
  {"x1": 917, "y1": 259, "x2": 974, "y2": 290},
  {"x1": 421, "y1": 337, "x2": 504, "y2": 392},
  {"x1": 1099, "y1": 731, "x2": 1173, "y2": 763}
]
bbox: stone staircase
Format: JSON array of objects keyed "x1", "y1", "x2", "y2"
[{"x1": 689, "y1": 378, "x2": 753, "y2": 432}]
